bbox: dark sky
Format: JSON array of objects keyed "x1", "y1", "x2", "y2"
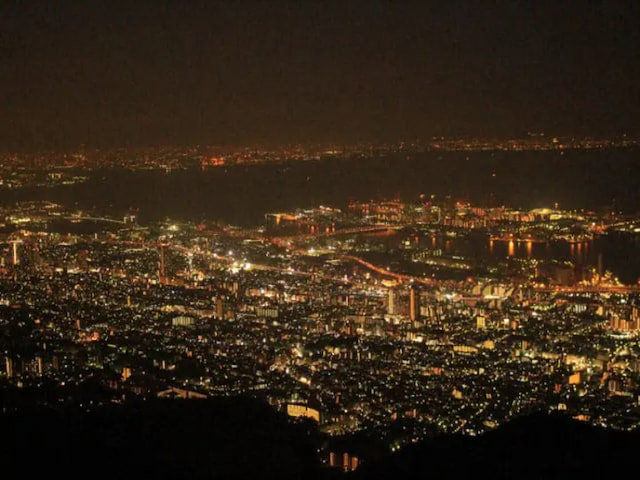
[{"x1": 1, "y1": 0, "x2": 639, "y2": 149}]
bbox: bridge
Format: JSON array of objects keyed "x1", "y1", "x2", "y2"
[
  {"x1": 337, "y1": 254, "x2": 435, "y2": 286},
  {"x1": 269, "y1": 224, "x2": 399, "y2": 243},
  {"x1": 65, "y1": 215, "x2": 126, "y2": 225}
]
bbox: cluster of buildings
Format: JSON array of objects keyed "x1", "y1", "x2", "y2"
[
  {"x1": 428, "y1": 135, "x2": 639, "y2": 152},
  {"x1": 1, "y1": 198, "x2": 640, "y2": 469}
]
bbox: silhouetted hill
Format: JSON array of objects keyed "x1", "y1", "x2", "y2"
[
  {"x1": 353, "y1": 413, "x2": 639, "y2": 480},
  {"x1": 0, "y1": 397, "x2": 327, "y2": 480},
  {"x1": 2, "y1": 400, "x2": 637, "y2": 479}
]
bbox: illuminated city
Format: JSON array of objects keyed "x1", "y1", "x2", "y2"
[{"x1": 2, "y1": 2, "x2": 640, "y2": 478}]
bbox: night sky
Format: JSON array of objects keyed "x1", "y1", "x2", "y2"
[{"x1": 1, "y1": 0, "x2": 639, "y2": 149}]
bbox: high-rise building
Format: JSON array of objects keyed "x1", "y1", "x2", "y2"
[
  {"x1": 409, "y1": 286, "x2": 419, "y2": 322},
  {"x1": 11, "y1": 240, "x2": 20, "y2": 265},
  {"x1": 387, "y1": 288, "x2": 397, "y2": 315},
  {"x1": 36, "y1": 356, "x2": 43, "y2": 376},
  {"x1": 339, "y1": 452, "x2": 359, "y2": 472},
  {"x1": 5, "y1": 357, "x2": 14, "y2": 378}
]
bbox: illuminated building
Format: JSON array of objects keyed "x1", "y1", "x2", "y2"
[
  {"x1": 157, "y1": 387, "x2": 207, "y2": 399},
  {"x1": 609, "y1": 315, "x2": 640, "y2": 332},
  {"x1": 172, "y1": 315, "x2": 195, "y2": 327},
  {"x1": 255, "y1": 305, "x2": 278, "y2": 318},
  {"x1": 387, "y1": 288, "x2": 397, "y2": 315},
  {"x1": 568, "y1": 372, "x2": 581, "y2": 385},
  {"x1": 11, "y1": 239, "x2": 21, "y2": 265},
  {"x1": 36, "y1": 356, "x2": 43, "y2": 376},
  {"x1": 339, "y1": 452, "x2": 360, "y2": 472},
  {"x1": 5, "y1": 357, "x2": 14, "y2": 378},
  {"x1": 409, "y1": 286, "x2": 419, "y2": 322},
  {"x1": 286, "y1": 404, "x2": 321, "y2": 423}
]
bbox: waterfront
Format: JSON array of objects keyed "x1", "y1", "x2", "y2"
[{"x1": 1, "y1": 149, "x2": 640, "y2": 226}]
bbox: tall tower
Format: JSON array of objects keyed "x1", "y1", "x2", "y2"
[
  {"x1": 409, "y1": 286, "x2": 420, "y2": 322},
  {"x1": 36, "y1": 356, "x2": 43, "y2": 376},
  {"x1": 10, "y1": 239, "x2": 22, "y2": 265}
]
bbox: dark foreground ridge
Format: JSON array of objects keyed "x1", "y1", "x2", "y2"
[
  {"x1": 0, "y1": 397, "x2": 324, "y2": 480},
  {"x1": 354, "y1": 413, "x2": 639, "y2": 480},
  {"x1": 1, "y1": 399, "x2": 637, "y2": 480}
]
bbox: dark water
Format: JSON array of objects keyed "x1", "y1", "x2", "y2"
[
  {"x1": 1, "y1": 149, "x2": 640, "y2": 226},
  {"x1": 0, "y1": 219, "x2": 118, "y2": 236},
  {"x1": 423, "y1": 232, "x2": 640, "y2": 284}
]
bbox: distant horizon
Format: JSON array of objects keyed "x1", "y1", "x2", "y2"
[{"x1": 2, "y1": 133, "x2": 639, "y2": 154}]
